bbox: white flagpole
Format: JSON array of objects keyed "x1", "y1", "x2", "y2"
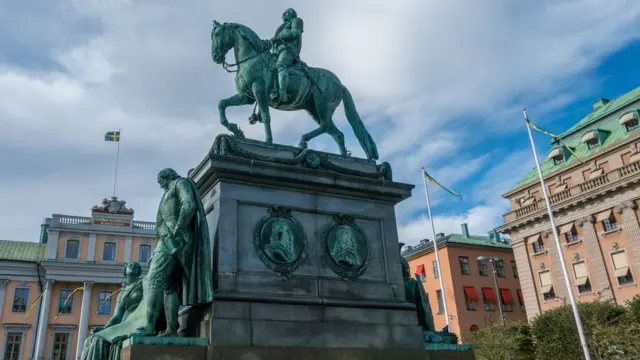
[
  {"x1": 112, "y1": 128, "x2": 121, "y2": 198},
  {"x1": 523, "y1": 108, "x2": 591, "y2": 360},
  {"x1": 421, "y1": 167, "x2": 450, "y2": 328}
]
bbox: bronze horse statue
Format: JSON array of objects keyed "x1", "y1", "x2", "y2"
[{"x1": 210, "y1": 21, "x2": 379, "y2": 161}]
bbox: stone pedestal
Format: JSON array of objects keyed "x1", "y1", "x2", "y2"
[
  {"x1": 185, "y1": 135, "x2": 424, "y2": 350},
  {"x1": 120, "y1": 336, "x2": 208, "y2": 360}
]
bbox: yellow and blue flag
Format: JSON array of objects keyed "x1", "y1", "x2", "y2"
[
  {"x1": 525, "y1": 119, "x2": 584, "y2": 164},
  {"x1": 423, "y1": 169, "x2": 463, "y2": 200},
  {"x1": 105, "y1": 130, "x2": 120, "y2": 142}
]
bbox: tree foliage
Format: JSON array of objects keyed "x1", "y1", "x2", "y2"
[{"x1": 471, "y1": 298, "x2": 640, "y2": 360}]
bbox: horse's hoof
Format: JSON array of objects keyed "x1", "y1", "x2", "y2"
[{"x1": 298, "y1": 141, "x2": 308, "y2": 149}]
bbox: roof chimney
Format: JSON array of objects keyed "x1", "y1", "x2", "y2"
[
  {"x1": 593, "y1": 98, "x2": 609, "y2": 111},
  {"x1": 436, "y1": 233, "x2": 445, "y2": 239},
  {"x1": 420, "y1": 239, "x2": 428, "y2": 245},
  {"x1": 461, "y1": 223, "x2": 470, "y2": 238}
]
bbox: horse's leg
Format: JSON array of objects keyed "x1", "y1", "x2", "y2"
[
  {"x1": 251, "y1": 82, "x2": 272, "y2": 143},
  {"x1": 324, "y1": 105, "x2": 349, "y2": 157},
  {"x1": 298, "y1": 101, "x2": 327, "y2": 149},
  {"x1": 218, "y1": 93, "x2": 254, "y2": 138}
]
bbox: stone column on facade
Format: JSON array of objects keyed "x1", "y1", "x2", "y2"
[
  {"x1": 615, "y1": 201, "x2": 640, "y2": 275},
  {"x1": 0, "y1": 280, "x2": 8, "y2": 323},
  {"x1": 512, "y1": 241, "x2": 540, "y2": 319},
  {"x1": 87, "y1": 233, "x2": 97, "y2": 263},
  {"x1": 34, "y1": 280, "x2": 54, "y2": 360},
  {"x1": 75, "y1": 281, "x2": 93, "y2": 359},
  {"x1": 543, "y1": 230, "x2": 569, "y2": 303},
  {"x1": 577, "y1": 215, "x2": 614, "y2": 302}
]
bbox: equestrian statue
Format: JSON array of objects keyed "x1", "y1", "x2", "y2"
[{"x1": 211, "y1": 8, "x2": 379, "y2": 161}]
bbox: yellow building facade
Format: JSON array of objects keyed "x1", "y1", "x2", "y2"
[
  {"x1": 0, "y1": 197, "x2": 155, "y2": 360},
  {"x1": 497, "y1": 87, "x2": 640, "y2": 320}
]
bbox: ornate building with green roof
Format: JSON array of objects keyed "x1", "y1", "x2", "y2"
[{"x1": 497, "y1": 85, "x2": 640, "y2": 320}]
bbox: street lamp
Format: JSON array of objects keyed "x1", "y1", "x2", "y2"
[{"x1": 477, "y1": 256, "x2": 506, "y2": 326}]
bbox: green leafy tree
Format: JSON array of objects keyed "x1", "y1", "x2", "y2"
[{"x1": 471, "y1": 321, "x2": 535, "y2": 360}]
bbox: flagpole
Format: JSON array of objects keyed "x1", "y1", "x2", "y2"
[
  {"x1": 112, "y1": 128, "x2": 121, "y2": 198},
  {"x1": 421, "y1": 167, "x2": 450, "y2": 328},
  {"x1": 523, "y1": 108, "x2": 591, "y2": 360}
]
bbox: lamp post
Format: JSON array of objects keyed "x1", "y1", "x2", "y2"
[{"x1": 477, "y1": 256, "x2": 505, "y2": 326}]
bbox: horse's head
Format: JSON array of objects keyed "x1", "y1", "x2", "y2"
[{"x1": 211, "y1": 20, "x2": 233, "y2": 64}]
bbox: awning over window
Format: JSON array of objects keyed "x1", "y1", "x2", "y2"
[
  {"x1": 575, "y1": 277, "x2": 589, "y2": 286},
  {"x1": 500, "y1": 289, "x2": 514, "y2": 304},
  {"x1": 590, "y1": 168, "x2": 604, "y2": 178},
  {"x1": 415, "y1": 264, "x2": 425, "y2": 276},
  {"x1": 619, "y1": 111, "x2": 638, "y2": 125},
  {"x1": 482, "y1": 287, "x2": 496, "y2": 303},
  {"x1": 522, "y1": 197, "x2": 535, "y2": 206},
  {"x1": 527, "y1": 234, "x2": 541, "y2": 244},
  {"x1": 595, "y1": 209, "x2": 613, "y2": 222},
  {"x1": 539, "y1": 271, "x2": 552, "y2": 287},
  {"x1": 548, "y1": 147, "x2": 563, "y2": 159},
  {"x1": 615, "y1": 267, "x2": 630, "y2": 278},
  {"x1": 573, "y1": 262, "x2": 588, "y2": 279},
  {"x1": 464, "y1": 287, "x2": 478, "y2": 302},
  {"x1": 554, "y1": 183, "x2": 568, "y2": 193},
  {"x1": 540, "y1": 285, "x2": 553, "y2": 294},
  {"x1": 612, "y1": 251, "x2": 629, "y2": 269},
  {"x1": 581, "y1": 131, "x2": 598, "y2": 143},
  {"x1": 558, "y1": 223, "x2": 574, "y2": 234}
]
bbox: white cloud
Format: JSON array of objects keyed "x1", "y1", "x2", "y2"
[{"x1": 2, "y1": 0, "x2": 640, "y2": 241}]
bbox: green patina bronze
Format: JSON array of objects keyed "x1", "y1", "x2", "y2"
[
  {"x1": 321, "y1": 214, "x2": 370, "y2": 280},
  {"x1": 82, "y1": 169, "x2": 213, "y2": 359},
  {"x1": 81, "y1": 262, "x2": 149, "y2": 360},
  {"x1": 211, "y1": 8, "x2": 379, "y2": 161},
  {"x1": 253, "y1": 206, "x2": 307, "y2": 277}
]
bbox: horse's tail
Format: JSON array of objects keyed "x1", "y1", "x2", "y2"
[{"x1": 341, "y1": 86, "x2": 379, "y2": 161}]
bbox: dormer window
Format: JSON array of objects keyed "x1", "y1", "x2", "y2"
[
  {"x1": 548, "y1": 147, "x2": 565, "y2": 165},
  {"x1": 581, "y1": 131, "x2": 599, "y2": 150},
  {"x1": 619, "y1": 111, "x2": 640, "y2": 132}
]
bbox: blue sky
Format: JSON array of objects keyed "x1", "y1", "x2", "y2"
[{"x1": 2, "y1": 1, "x2": 640, "y2": 244}]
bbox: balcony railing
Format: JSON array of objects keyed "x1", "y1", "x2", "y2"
[
  {"x1": 503, "y1": 159, "x2": 640, "y2": 224},
  {"x1": 51, "y1": 215, "x2": 155, "y2": 233}
]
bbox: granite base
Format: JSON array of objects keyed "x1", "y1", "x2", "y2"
[
  {"x1": 209, "y1": 346, "x2": 476, "y2": 360},
  {"x1": 120, "y1": 336, "x2": 208, "y2": 360}
]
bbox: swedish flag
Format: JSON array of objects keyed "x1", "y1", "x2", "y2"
[
  {"x1": 105, "y1": 130, "x2": 120, "y2": 142},
  {"x1": 423, "y1": 169, "x2": 463, "y2": 200},
  {"x1": 525, "y1": 119, "x2": 584, "y2": 164}
]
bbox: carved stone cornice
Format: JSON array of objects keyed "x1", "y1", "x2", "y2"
[
  {"x1": 577, "y1": 215, "x2": 595, "y2": 227},
  {"x1": 615, "y1": 200, "x2": 638, "y2": 214},
  {"x1": 542, "y1": 230, "x2": 552, "y2": 239},
  {"x1": 83, "y1": 281, "x2": 94, "y2": 290}
]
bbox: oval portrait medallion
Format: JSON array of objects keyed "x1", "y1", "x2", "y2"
[
  {"x1": 253, "y1": 206, "x2": 306, "y2": 277},
  {"x1": 322, "y1": 214, "x2": 370, "y2": 280}
]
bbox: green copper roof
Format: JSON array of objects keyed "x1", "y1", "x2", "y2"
[
  {"x1": 510, "y1": 85, "x2": 640, "y2": 192},
  {"x1": 402, "y1": 233, "x2": 511, "y2": 259},
  {"x1": 0, "y1": 240, "x2": 45, "y2": 262}
]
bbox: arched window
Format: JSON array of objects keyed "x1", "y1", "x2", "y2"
[
  {"x1": 65, "y1": 239, "x2": 80, "y2": 259},
  {"x1": 102, "y1": 242, "x2": 116, "y2": 261},
  {"x1": 138, "y1": 244, "x2": 151, "y2": 264}
]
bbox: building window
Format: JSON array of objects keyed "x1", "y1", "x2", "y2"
[
  {"x1": 459, "y1": 256, "x2": 470, "y2": 275},
  {"x1": 4, "y1": 332, "x2": 23, "y2": 360},
  {"x1": 586, "y1": 139, "x2": 599, "y2": 150},
  {"x1": 11, "y1": 288, "x2": 29, "y2": 313},
  {"x1": 65, "y1": 239, "x2": 79, "y2": 259},
  {"x1": 511, "y1": 261, "x2": 519, "y2": 279},
  {"x1": 102, "y1": 242, "x2": 116, "y2": 261},
  {"x1": 435, "y1": 290, "x2": 444, "y2": 314},
  {"x1": 573, "y1": 261, "x2": 592, "y2": 294},
  {"x1": 539, "y1": 270, "x2": 555, "y2": 301},
  {"x1": 625, "y1": 120, "x2": 640, "y2": 132},
  {"x1": 52, "y1": 333, "x2": 70, "y2": 360},
  {"x1": 532, "y1": 240, "x2": 545, "y2": 254},
  {"x1": 477, "y1": 259, "x2": 489, "y2": 276},
  {"x1": 566, "y1": 230, "x2": 580, "y2": 244},
  {"x1": 553, "y1": 157, "x2": 565, "y2": 165},
  {"x1": 500, "y1": 289, "x2": 514, "y2": 312},
  {"x1": 602, "y1": 218, "x2": 618, "y2": 233},
  {"x1": 138, "y1": 244, "x2": 152, "y2": 264},
  {"x1": 612, "y1": 251, "x2": 634, "y2": 286},
  {"x1": 58, "y1": 289, "x2": 73, "y2": 314},
  {"x1": 481, "y1": 287, "x2": 496, "y2": 312},
  {"x1": 98, "y1": 291, "x2": 112, "y2": 315},
  {"x1": 495, "y1": 260, "x2": 505, "y2": 278},
  {"x1": 463, "y1": 286, "x2": 478, "y2": 311},
  {"x1": 517, "y1": 289, "x2": 525, "y2": 312},
  {"x1": 432, "y1": 260, "x2": 439, "y2": 279},
  {"x1": 621, "y1": 112, "x2": 640, "y2": 132}
]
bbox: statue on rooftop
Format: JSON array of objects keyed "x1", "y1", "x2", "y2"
[{"x1": 210, "y1": 8, "x2": 379, "y2": 161}]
